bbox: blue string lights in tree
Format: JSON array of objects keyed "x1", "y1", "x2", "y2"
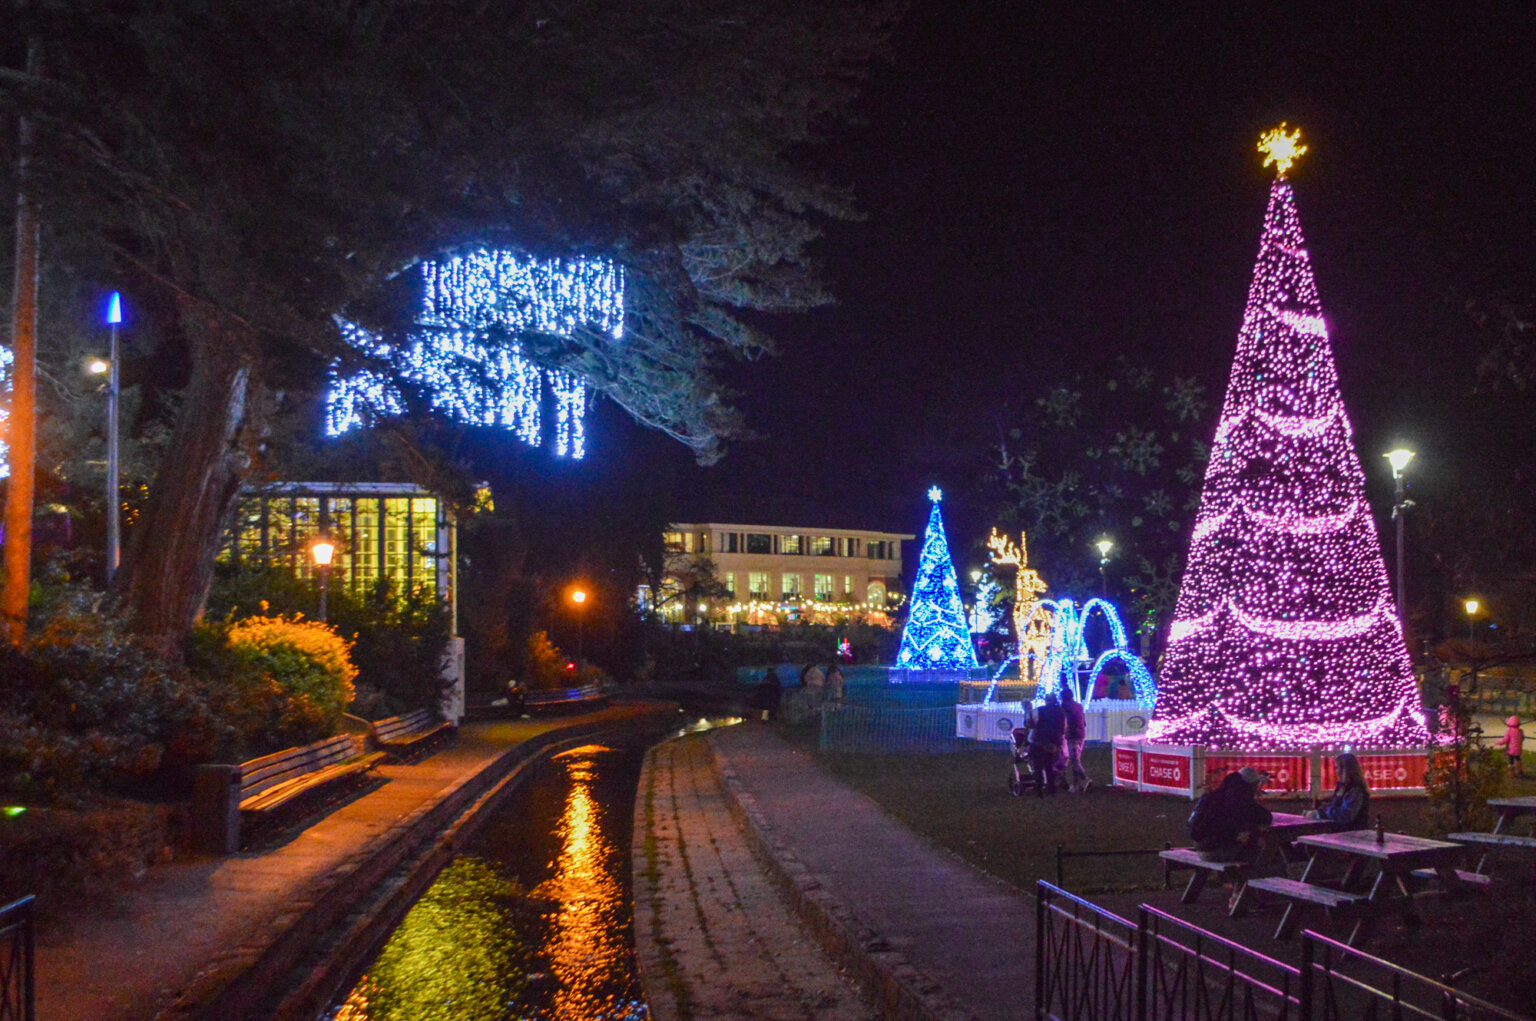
[
  {"x1": 897, "y1": 487, "x2": 980, "y2": 671},
  {"x1": 328, "y1": 250, "x2": 624, "y2": 458}
]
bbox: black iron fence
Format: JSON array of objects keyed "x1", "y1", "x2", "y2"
[
  {"x1": 0, "y1": 896, "x2": 34, "y2": 1021},
  {"x1": 1300, "y1": 929, "x2": 1527, "y2": 1021},
  {"x1": 1036, "y1": 882, "x2": 1531, "y2": 1021}
]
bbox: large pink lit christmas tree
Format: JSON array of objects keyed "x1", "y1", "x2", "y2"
[{"x1": 1146, "y1": 127, "x2": 1429, "y2": 751}]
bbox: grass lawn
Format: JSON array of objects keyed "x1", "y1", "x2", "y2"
[
  {"x1": 783, "y1": 724, "x2": 1536, "y2": 1011},
  {"x1": 798, "y1": 734, "x2": 1440, "y2": 894}
]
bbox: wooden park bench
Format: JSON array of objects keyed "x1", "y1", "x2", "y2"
[
  {"x1": 1445, "y1": 830, "x2": 1536, "y2": 878},
  {"x1": 1242, "y1": 876, "x2": 1368, "y2": 942},
  {"x1": 370, "y1": 707, "x2": 453, "y2": 762},
  {"x1": 1160, "y1": 847, "x2": 1251, "y2": 905},
  {"x1": 525, "y1": 683, "x2": 607, "y2": 715},
  {"x1": 192, "y1": 734, "x2": 384, "y2": 853}
]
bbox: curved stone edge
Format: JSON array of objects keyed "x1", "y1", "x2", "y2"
[
  {"x1": 160, "y1": 704, "x2": 677, "y2": 1021},
  {"x1": 707, "y1": 733, "x2": 976, "y2": 1021}
]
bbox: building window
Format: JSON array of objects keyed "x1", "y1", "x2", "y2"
[
  {"x1": 779, "y1": 533, "x2": 802, "y2": 555},
  {"x1": 746, "y1": 533, "x2": 773, "y2": 555},
  {"x1": 810, "y1": 536, "x2": 833, "y2": 556},
  {"x1": 663, "y1": 530, "x2": 685, "y2": 552},
  {"x1": 749, "y1": 572, "x2": 770, "y2": 599},
  {"x1": 722, "y1": 531, "x2": 740, "y2": 553},
  {"x1": 698, "y1": 531, "x2": 709, "y2": 554},
  {"x1": 843, "y1": 537, "x2": 861, "y2": 557},
  {"x1": 843, "y1": 575, "x2": 854, "y2": 599},
  {"x1": 814, "y1": 574, "x2": 834, "y2": 600},
  {"x1": 868, "y1": 581, "x2": 886, "y2": 604},
  {"x1": 782, "y1": 573, "x2": 803, "y2": 598},
  {"x1": 723, "y1": 572, "x2": 736, "y2": 598}
]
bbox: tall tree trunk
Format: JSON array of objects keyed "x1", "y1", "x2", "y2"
[
  {"x1": 118, "y1": 303, "x2": 253, "y2": 655},
  {"x1": 2, "y1": 40, "x2": 40, "y2": 646}
]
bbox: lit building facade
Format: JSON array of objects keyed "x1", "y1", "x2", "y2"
[
  {"x1": 641, "y1": 522, "x2": 914, "y2": 626},
  {"x1": 221, "y1": 482, "x2": 464, "y2": 718}
]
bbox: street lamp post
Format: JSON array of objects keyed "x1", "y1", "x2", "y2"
[
  {"x1": 1095, "y1": 538, "x2": 1113, "y2": 597},
  {"x1": 105, "y1": 292, "x2": 122, "y2": 585},
  {"x1": 311, "y1": 536, "x2": 335, "y2": 623},
  {"x1": 1464, "y1": 598, "x2": 1479, "y2": 648},
  {"x1": 1384, "y1": 448, "x2": 1415, "y2": 627},
  {"x1": 571, "y1": 588, "x2": 587, "y2": 678}
]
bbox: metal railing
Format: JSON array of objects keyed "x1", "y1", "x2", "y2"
[
  {"x1": 1300, "y1": 929, "x2": 1529, "y2": 1021},
  {"x1": 1139, "y1": 902, "x2": 1300, "y2": 1021},
  {"x1": 817, "y1": 704, "x2": 971, "y2": 753},
  {"x1": 1036, "y1": 883, "x2": 1531, "y2": 1021},
  {"x1": 0, "y1": 896, "x2": 34, "y2": 1021},
  {"x1": 1036, "y1": 881, "x2": 1139, "y2": 1021}
]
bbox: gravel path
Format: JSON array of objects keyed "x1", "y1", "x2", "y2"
[{"x1": 632, "y1": 733, "x2": 880, "y2": 1021}]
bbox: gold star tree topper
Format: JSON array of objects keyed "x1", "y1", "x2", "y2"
[{"x1": 1258, "y1": 123, "x2": 1307, "y2": 176}]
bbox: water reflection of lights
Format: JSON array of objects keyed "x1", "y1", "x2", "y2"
[
  {"x1": 539, "y1": 751, "x2": 637, "y2": 1019},
  {"x1": 675, "y1": 716, "x2": 743, "y2": 737},
  {"x1": 326, "y1": 744, "x2": 648, "y2": 1020}
]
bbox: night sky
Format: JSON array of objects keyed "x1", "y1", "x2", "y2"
[{"x1": 601, "y1": 3, "x2": 1536, "y2": 557}]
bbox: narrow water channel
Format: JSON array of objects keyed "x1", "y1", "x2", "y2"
[{"x1": 325, "y1": 736, "x2": 652, "y2": 1021}]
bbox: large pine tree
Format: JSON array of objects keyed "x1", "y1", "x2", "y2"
[{"x1": 1147, "y1": 131, "x2": 1429, "y2": 750}]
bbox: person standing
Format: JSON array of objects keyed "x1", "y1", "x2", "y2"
[
  {"x1": 756, "y1": 667, "x2": 782, "y2": 721},
  {"x1": 801, "y1": 661, "x2": 825, "y2": 711},
  {"x1": 1497, "y1": 716, "x2": 1526, "y2": 778},
  {"x1": 1060, "y1": 687, "x2": 1090, "y2": 793},
  {"x1": 1028, "y1": 691, "x2": 1067, "y2": 797},
  {"x1": 825, "y1": 661, "x2": 845, "y2": 703}
]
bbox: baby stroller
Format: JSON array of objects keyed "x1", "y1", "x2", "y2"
[{"x1": 1008, "y1": 727, "x2": 1035, "y2": 796}]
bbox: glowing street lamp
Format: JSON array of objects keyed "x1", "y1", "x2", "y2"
[
  {"x1": 1094, "y1": 538, "x2": 1114, "y2": 596},
  {"x1": 1464, "y1": 598, "x2": 1480, "y2": 647},
  {"x1": 1384, "y1": 448, "x2": 1415, "y2": 627},
  {"x1": 310, "y1": 536, "x2": 335, "y2": 623},
  {"x1": 570, "y1": 587, "x2": 588, "y2": 677}
]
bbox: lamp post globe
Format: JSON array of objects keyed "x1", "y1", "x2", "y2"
[
  {"x1": 1384, "y1": 448, "x2": 1414, "y2": 629},
  {"x1": 570, "y1": 588, "x2": 588, "y2": 678},
  {"x1": 1464, "y1": 598, "x2": 1479, "y2": 647},
  {"x1": 310, "y1": 537, "x2": 335, "y2": 623},
  {"x1": 1094, "y1": 538, "x2": 1113, "y2": 596}
]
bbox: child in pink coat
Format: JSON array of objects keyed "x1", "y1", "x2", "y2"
[{"x1": 1497, "y1": 716, "x2": 1526, "y2": 778}]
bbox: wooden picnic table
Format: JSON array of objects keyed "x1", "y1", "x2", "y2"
[
  {"x1": 1297, "y1": 830, "x2": 1468, "y2": 906},
  {"x1": 1485, "y1": 796, "x2": 1536, "y2": 834},
  {"x1": 1261, "y1": 811, "x2": 1339, "y2": 875}
]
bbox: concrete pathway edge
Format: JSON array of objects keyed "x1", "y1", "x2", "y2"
[
  {"x1": 708, "y1": 732, "x2": 974, "y2": 1021},
  {"x1": 167, "y1": 713, "x2": 664, "y2": 1021}
]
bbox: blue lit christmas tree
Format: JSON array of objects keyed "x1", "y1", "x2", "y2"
[{"x1": 897, "y1": 487, "x2": 979, "y2": 670}]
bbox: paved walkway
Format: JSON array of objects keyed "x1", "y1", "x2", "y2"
[
  {"x1": 32, "y1": 704, "x2": 670, "y2": 1021},
  {"x1": 634, "y1": 723, "x2": 1033, "y2": 1021}
]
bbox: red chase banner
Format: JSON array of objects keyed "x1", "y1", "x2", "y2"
[
  {"x1": 1141, "y1": 751, "x2": 1194, "y2": 792},
  {"x1": 1114, "y1": 745, "x2": 1140, "y2": 784},
  {"x1": 1320, "y1": 750, "x2": 1427, "y2": 792},
  {"x1": 1204, "y1": 754, "x2": 1310, "y2": 795}
]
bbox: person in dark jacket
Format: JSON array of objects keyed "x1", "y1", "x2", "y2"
[
  {"x1": 1193, "y1": 767, "x2": 1273, "y2": 861},
  {"x1": 1060, "y1": 687, "x2": 1090, "y2": 792},
  {"x1": 756, "y1": 668, "x2": 783, "y2": 721},
  {"x1": 1028, "y1": 692, "x2": 1068, "y2": 797},
  {"x1": 1306, "y1": 752, "x2": 1370, "y2": 829}
]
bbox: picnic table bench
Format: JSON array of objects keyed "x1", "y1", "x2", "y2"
[
  {"x1": 1160, "y1": 848, "x2": 1251, "y2": 905},
  {"x1": 370, "y1": 707, "x2": 453, "y2": 761},
  {"x1": 1242, "y1": 877, "x2": 1368, "y2": 941}
]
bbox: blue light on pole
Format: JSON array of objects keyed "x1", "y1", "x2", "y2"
[{"x1": 104, "y1": 292, "x2": 122, "y2": 583}]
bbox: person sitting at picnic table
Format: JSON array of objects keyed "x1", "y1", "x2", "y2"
[
  {"x1": 1304, "y1": 751, "x2": 1370, "y2": 829},
  {"x1": 1191, "y1": 767, "x2": 1273, "y2": 862}
]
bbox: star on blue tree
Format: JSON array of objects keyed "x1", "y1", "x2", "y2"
[{"x1": 897, "y1": 487, "x2": 979, "y2": 671}]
